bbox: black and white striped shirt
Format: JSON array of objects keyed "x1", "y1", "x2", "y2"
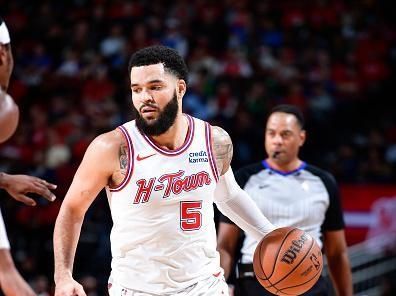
[{"x1": 220, "y1": 160, "x2": 345, "y2": 263}]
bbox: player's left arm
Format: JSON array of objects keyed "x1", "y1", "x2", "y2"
[
  {"x1": 323, "y1": 230, "x2": 353, "y2": 296},
  {"x1": 211, "y1": 126, "x2": 233, "y2": 176},
  {"x1": 211, "y1": 126, "x2": 275, "y2": 241}
]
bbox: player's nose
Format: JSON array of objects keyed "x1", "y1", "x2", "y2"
[{"x1": 139, "y1": 88, "x2": 155, "y2": 104}]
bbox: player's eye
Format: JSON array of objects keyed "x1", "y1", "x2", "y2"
[{"x1": 151, "y1": 85, "x2": 162, "y2": 90}]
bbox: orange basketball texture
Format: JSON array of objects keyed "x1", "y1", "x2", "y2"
[{"x1": 253, "y1": 227, "x2": 323, "y2": 296}]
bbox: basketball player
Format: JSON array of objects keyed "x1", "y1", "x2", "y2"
[
  {"x1": 217, "y1": 104, "x2": 353, "y2": 295},
  {"x1": 0, "y1": 17, "x2": 57, "y2": 296},
  {"x1": 53, "y1": 45, "x2": 276, "y2": 296}
]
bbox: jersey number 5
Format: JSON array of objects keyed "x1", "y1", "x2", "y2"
[{"x1": 180, "y1": 201, "x2": 202, "y2": 231}]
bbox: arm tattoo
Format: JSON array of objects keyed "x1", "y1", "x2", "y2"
[
  {"x1": 119, "y1": 144, "x2": 128, "y2": 176},
  {"x1": 211, "y1": 126, "x2": 233, "y2": 176}
]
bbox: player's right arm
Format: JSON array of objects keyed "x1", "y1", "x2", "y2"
[
  {"x1": 53, "y1": 129, "x2": 124, "y2": 296},
  {"x1": 0, "y1": 91, "x2": 57, "y2": 205}
]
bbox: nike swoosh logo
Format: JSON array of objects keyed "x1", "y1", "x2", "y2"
[{"x1": 136, "y1": 153, "x2": 156, "y2": 161}]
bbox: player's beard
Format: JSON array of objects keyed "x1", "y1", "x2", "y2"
[{"x1": 134, "y1": 91, "x2": 179, "y2": 136}]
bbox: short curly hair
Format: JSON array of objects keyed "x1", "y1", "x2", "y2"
[{"x1": 128, "y1": 45, "x2": 188, "y2": 83}]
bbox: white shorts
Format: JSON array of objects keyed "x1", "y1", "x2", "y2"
[{"x1": 108, "y1": 273, "x2": 229, "y2": 296}]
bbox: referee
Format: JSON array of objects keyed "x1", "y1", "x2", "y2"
[{"x1": 217, "y1": 104, "x2": 353, "y2": 296}]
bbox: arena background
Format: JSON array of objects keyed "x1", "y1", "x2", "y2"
[{"x1": 0, "y1": 0, "x2": 395, "y2": 295}]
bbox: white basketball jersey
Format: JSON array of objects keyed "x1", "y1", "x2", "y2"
[
  {"x1": 106, "y1": 115, "x2": 221, "y2": 294},
  {"x1": 0, "y1": 208, "x2": 10, "y2": 249}
]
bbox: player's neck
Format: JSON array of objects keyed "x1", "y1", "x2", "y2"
[
  {"x1": 266, "y1": 158, "x2": 302, "y2": 173},
  {"x1": 150, "y1": 113, "x2": 188, "y2": 150}
]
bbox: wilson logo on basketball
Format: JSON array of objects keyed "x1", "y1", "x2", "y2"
[{"x1": 280, "y1": 233, "x2": 309, "y2": 264}]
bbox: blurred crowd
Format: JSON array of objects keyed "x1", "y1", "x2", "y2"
[{"x1": 0, "y1": 0, "x2": 395, "y2": 294}]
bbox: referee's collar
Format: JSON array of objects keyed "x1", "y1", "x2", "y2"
[{"x1": 262, "y1": 160, "x2": 307, "y2": 176}]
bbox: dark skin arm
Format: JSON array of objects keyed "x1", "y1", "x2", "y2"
[
  {"x1": 217, "y1": 222, "x2": 241, "y2": 280},
  {"x1": 0, "y1": 89, "x2": 57, "y2": 205},
  {"x1": 323, "y1": 230, "x2": 353, "y2": 296}
]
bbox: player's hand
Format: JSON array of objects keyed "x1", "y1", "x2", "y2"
[
  {"x1": 0, "y1": 173, "x2": 57, "y2": 206},
  {"x1": 0, "y1": 266, "x2": 36, "y2": 296},
  {"x1": 55, "y1": 279, "x2": 87, "y2": 296}
]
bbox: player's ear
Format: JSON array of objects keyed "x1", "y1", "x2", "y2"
[{"x1": 177, "y1": 79, "x2": 186, "y2": 98}]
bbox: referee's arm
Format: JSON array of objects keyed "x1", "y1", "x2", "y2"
[
  {"x1": 217, "y1": 221, "x2": 241, "y2": 280},
  {"x1": 320, "y1": 170, "x2": 353, "y2": 296},
  {"x1": 324, "y1": 230, "x2": 353, "y2": 296}
]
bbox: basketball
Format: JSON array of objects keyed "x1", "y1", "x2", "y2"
[
  {"x1": 0, "y1": 92, "x2": 19, "y2": 143},
  {"x1": 253, "y1": 227, "x2": 323, "y2": 296}
]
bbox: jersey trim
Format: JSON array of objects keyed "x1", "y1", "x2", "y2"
[
  {"x1": 109, "y1": 125, "x2": 134, "y2": 192},
  {"x1": 205, "y1": 123, "x2": 219, "y2": 182},
  {"x1": 262, "y1": 160, "x2": 307, "y2": 176},
  {"x1": 139, "y1": 114, "x2": 194, "y2": 156}
]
